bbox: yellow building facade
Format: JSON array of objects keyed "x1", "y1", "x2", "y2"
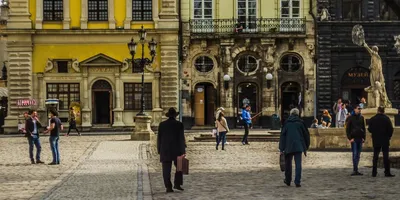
[
  {"x1": 180, "y1": 0, "x2": 317, "y2": 128},
  {"x1": 2, "y1": 0, "x2": 180, "y2": 133}
]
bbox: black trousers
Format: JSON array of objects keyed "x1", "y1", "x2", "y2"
[
  {"x1": 67, "y1": 126, "x2": 80, "y2": 135},
  {"x1": 162, "y1": 160, "x2": 183, "y2": 189},
  {"x1": 372, "y1": 146, "x2": 391, "y2": 175},
  {"x1": 242, "y1": 123, "x2": 250, "y2": 144}
]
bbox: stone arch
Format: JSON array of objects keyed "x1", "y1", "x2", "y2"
[
  {"x1": 89, "y1": 77, "x2": 115, "y2": 92},
  {"x1": 192, "y1": 80, "x2": 217, "y2": 91}
]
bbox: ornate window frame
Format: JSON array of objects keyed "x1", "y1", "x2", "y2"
[
  {"x1": 236, "y1": 54, "x2": 260, "y2": 76},
  {"x1": 81, "y1": 0, "x2": 115, "y2": 29},
  {"x1": 279, "y1": 53, "x2": 303, "y2": 73},
  {"x1": 36, "y1": 0, "x2": 70, "y2": 29},
  {"x1": 124, "y1": 0, "x2": 159, "y2": 29}
]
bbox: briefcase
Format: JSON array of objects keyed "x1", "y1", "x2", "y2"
[
  {"x1": 177, "y1": 156, "x2": 189, "y2": 175},
  {"x1": 279, "y1": 153, "x2": 285, "y2": 172}
]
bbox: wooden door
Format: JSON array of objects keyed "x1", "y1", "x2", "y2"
[
  {"x1": 206, "y1": 85, "x2": 216, "y2": 125},
  {"x1": 194, "y1": 86, "x2": 205, "y2": 126},
  {"x1": 109, "y1": 90, "x2": 113, "y2": 124}
]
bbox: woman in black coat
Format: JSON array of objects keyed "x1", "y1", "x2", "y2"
[
  {"x1": 66, "y1": 108, "x2": 81, "y2": 136},
  {"x1": 157, "y1": 108, "x2": 186, "y2": 192}
]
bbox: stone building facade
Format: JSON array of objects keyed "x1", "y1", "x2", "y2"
[
  {"x1": 1, "y1": 0, "x2": 180, "y2": 133},
  {"x1": 316, "y1": 0, "x2": 400, "y2": 125},
  {"x1": 180, "y1": 0, "x2": 316, "y2": 128}
]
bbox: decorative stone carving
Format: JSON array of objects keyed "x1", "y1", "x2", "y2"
[
  {"x1": 223, "y1": 46, "x2": 232, "y2": 64},
  {"x1": 44, "y1": 59, "x2": 54, "y2": 72},
  {"x1": 201, "y1": 40, "x2": 207, "y2": 51},
  {"x1": 265, "y1": 45, "x2": 276, "y2": 69},
  {"x1": 122, "y1": 59, "x2": 130, "y2": 72},
  {"x1": 306, "y1": 43, "x2": 315, "y2": 58},
  {"x1": 394, "y1": 35, "x2": 400, "y2": 54},
  {"x1": 72, "y1": 59, "x2": 80, "y2": 72},
  {"x1": 319, "y1": 8, "x2": 331, "y2": 21},
  {"x1": 182, "y1": 37, "x2": 190, "y2": 61},
  {"x1": 288, "y1": 39, "x2": 295, "y2": 50},
  {"x1": 83, "y1": 113, "x2": 89, "y2": 122}
]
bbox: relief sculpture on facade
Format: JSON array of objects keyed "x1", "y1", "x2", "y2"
[
  {"x1": 394, "y1": 35, "x2": 400, "y2": 54},
  {"x1": 264, "y1": 45, "x2": 276, "y2": 72},
  {"x1": 44, "y1": 59, "x2": 54, "y2": 72}
]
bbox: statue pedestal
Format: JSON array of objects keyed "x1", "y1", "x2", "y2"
[
  {"x1": 131, "y1": 115, "x2": 155, "y2": 141},
  {"x1": 361, "y1": 108, "x2": 398, "y2": 127}
]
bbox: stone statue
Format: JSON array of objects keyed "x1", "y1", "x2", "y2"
[
  {"x1": 319, "y1": 8, "x2": 331, "y2": 21},
  {"x1": 265, "y1": 45, "x2": 276, "y2": 68},
  {"x1": 394, "y1": 35, "x2": 400, "y2": 54},
  {"x1": 224, "y1": 46, "x2": 232, "y2": 64},
  {"x1": 363, "y1": 43, "x2": 391, "y2": 108}
]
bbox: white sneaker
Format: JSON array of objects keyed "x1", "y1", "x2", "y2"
[{"x1": 225, "y1": 142, "x2": 229, "y2": 145}]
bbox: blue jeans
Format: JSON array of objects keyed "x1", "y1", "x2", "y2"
[
  {"x1": 216, "y1": 131, "x2": 227, "y2": 149},
  {"x1": 351, "y1": 139, "x2": 363, "y2": 172},
  {"x1": 28, "y1": 137, "x2": 41, "y2": 161},
  {"x1": 49, "y1": 136, "x2": 60, "y2": 164},
  {"x1": 285, "y1": 152, "x2": 302, "y2": 185}
]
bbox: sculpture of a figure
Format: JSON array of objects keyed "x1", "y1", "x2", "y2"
[
  {"x1": 265, "y1": 45, "x2": 276, "y2": 71},
  {"x1": 224, "y1": 46, "x2": 232, "y2": 64},
  {"x1": 319, "y1": 8, "x2": 331, "y2": 21},
  {"x1": 394, "y1": 35, "x2": 400, "y2": 54},
  {"x1": 363, "y1": 42, "x2": 392, "y2": 108}
]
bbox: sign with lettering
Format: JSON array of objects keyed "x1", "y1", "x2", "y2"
[
  {"x1": 89, "y1": 67, "x2": 114, "y2": 73},
  {"x1": 46, "y1": 76, "x2": 80, "y2": 80},
  {"x1": 347, "y1": 72, "x2": 368, "y2": 78},
  {"x1": 17, "y1": 99, "x2": 37, "y2": 107}
]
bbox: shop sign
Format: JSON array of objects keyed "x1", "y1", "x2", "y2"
[
  {"x1": 89, "y1": 67, "x2": 114, "y2": 73},
  {"x1": 17, "y1": 99, "x2": 37, "y2": 107},
  {"x1": 347, "y1": 72, "x2": 368, "y2": 78}
]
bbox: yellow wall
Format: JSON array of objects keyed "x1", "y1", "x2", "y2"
[
  {"x1": 71, "y1": 0, "x2": 81, "y2": 28},
  {"x1": 29, "y1": 0, "x2": 36, "y2": 28},
  {"x1": 115, "y1": 0, "x2": 126, "y2": 27},
  {"x1": 33, "y1": 44, "x2": 161, "y2": 73}
]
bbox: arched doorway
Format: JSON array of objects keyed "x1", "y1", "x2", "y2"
[
  {"x1": 194, "y1": 82, "x2": 216, "y2": 126},
  {"x1": 92, "y1": 80, "x2": 113, "y2": 124},
  {"x1": 237, "y1": 82, "x2": 259, "y2": 125},
  {"x1": 281, "y1": 82, "x2": 301, "y2": 124},
  {"x1": 341, "y1": 67, "x2": 369, "y2": 105}
]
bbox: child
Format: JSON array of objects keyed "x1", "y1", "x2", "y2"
[{"x1": 310, "y1": 118, "x2": 319, "y2": 128}]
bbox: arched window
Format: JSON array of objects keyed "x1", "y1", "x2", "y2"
[
  {"x1": 194, "y1": 56, "x2": 214, "y2": 72},
  {"x1": 394, "y1": 71, "x2": 400, "y2": 101},
  {"x1": 280, "y1": 54, "x2": 302, "y2": 72},
  {"x1": 237, "y1": 55, "x2": 258, "y2": 74}
]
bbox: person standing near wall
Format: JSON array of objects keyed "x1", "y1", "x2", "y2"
[
  {"x1": 241, "y1": 105, "x2": 252, "y2": 145},
  {"x1": 346, "y1": 104, "x2": 366, "y2": 176}
]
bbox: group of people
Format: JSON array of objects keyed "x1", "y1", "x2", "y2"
[{"x1": 23, "y1": 109, "x2": 63, "y2": 165}]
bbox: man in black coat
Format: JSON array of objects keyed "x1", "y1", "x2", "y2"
[
  {"x1": 25, "y1": 109, "x2": 44, "y2": 164},
  {"x1": 279, "y1": 108, "x2": 310, "y2": 187},
  {"x1": 346, "y1": 104, "x2": 366, "y2": 176},
  {"x1": 368, "y1": 106, "x2": 395, "y2": 177},
  {"x1": 157, "y1": 107, "x2": 186, "y2": 193}
]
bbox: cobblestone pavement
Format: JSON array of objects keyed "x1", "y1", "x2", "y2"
[{"x1": 149, "y1": 142, "x2": 400, "y2": 200}]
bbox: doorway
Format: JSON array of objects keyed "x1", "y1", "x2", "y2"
[
  {"x1": 237, "y1": 82, "x2": 258, "y2": 125},
  {"x1": 341, "y1": 67, "x2": 370, "y2": 105},
  {"x1": 194, "y1": 83, "x2": 216, "y2": 126},
  {"x1": 92, "y1": 80, "x2": 113, "y2": 125},
  {"x1": 281, "y1": 82, "x2": 301, "y2": 124}
]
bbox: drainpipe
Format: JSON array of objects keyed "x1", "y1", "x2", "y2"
[
  {"x1": 178, "y1": 0, "x2": 183, "y2": 122},
  {"x1": 309, "y1": 0, "x2": 318, "y2": 118}
]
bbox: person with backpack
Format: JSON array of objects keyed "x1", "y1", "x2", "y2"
[
  {"x1": 345, "y1": 104, "x2": 366, "y2": 176},
  {"x1": 215, "y1": 112, "x2": 229, "y2": 150}
]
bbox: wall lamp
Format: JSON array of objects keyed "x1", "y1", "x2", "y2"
[
  {"x1": 223, "y1": 74, "x2": 231, "y2": 90},
  {"x1": 266, "y1": 73, "x2": 273, "y2": 89}
]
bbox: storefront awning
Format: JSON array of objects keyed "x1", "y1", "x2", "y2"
[{"x1": 0, "y1": 87, "x2": 8, "y2": 98}]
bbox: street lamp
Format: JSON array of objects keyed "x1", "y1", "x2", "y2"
[
  {"x1": 223, "y1": 74, "x2": 231, "y2": 90},
  {"x1": 128, "y1": 25, "x2": 157, "y2": 116},
  {"x1": 266, "y1": 73, "x2": 273, "y2": 89}
]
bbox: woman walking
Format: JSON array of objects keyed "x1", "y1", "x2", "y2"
[
  {"x1": 215, "y1": 112, "x2": 229, "y2": 150},
  {"x1": 66, "y1": 108, "x2": 81, "y2": 136}
]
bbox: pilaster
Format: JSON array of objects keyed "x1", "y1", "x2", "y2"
[
  {"x1": 113, "y1": 73, "x2": 125, "y2": 127},
  {"x1": 124, "y1": 0, "x2": 132, "y2": 29},
  {"x1": 80, "y1": 0, "x2": 88, "y2": 29},
  {"x1": 7, "y1": 0, "x2": 32, "y2": 29},
  {"x1": 158, "y1": 0, "x2": 179, "y2": 29},
  {"x1": 63, "y1": 0, "x2": 71, "y2": 29},
  {"x1": 152, "y1": 71, "x2": 163, "y2": 126},
  {"x1": 81, "y1": 72, "x2": 91, "y2": 128},
  {"x1": 35, "y1": 0, "x2": 43, "y2": 29},
  {"x1": 108, "y1": 0, "x2": 116, "y2": 29}
]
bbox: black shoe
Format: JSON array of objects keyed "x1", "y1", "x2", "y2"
[
  {"x1": 385, "y1": 174, "x2": 395, "y2": 177},
  {"x1": 48, "y1": 162, "x2": 57, "y2": 165},
  {"x1": 284, "y1": 180, "x2": 290, "y2": 186},
  {"x1": 36, "y1": 160, "x2": 44, "y2": 164},
  {"x1": 222, "y1": 148, "x2": 225, "y2": 150},
  {"x1": 31, "y1": 160, "x2": 35, "y2": 164},
  {"x1": 351, "y1": 171, "x2": 363, "y2": 176},
  {"x1": 296, "y1": 184, "x2": 301, "y2": 188},
  {"x1": 356, "y1": 172, "x2": 363, "y2": 176},
  {"x1": 166, "y1": 188, "x2": 174, "y2": 193},
  {"x1": 245, "y1": 143, "x2": 250, "y2": 145},
  {"x1": 216, "y1": 146, "x2": 218, "y2": 150},
  {"x1": 174, "y1": 185, "x2": 184, "y2": 191}
]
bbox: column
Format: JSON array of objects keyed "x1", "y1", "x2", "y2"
[
  {"x1": 113, "y1": 73, "x2": 125, "y2": 127},
  {"x1": 108, "y1": 0, "x2": 116, "y2": 29},
  {"x1": 37, "y1": 73, "x2": 45, "y2": 110},
  {"x1": 158, "y1": 0, "x2": 178, "y2": 29},
  {"x1": 152, "y1": 71, "x2": 163, "y2": 126},
  {"x1": 81, "y1": 73, "x2": 91, "y2": 128},
  {"x1": 35, "y1": 0, "x2": 43, "y2": 29},
  {"x1": 6, "y1": 0, "x2": 32, "y2": 29},
  {"x1": 124, "y1": 0, "x2": 132, "y2": 29},
  {"x1": 63, "y1": 0, "x2": 71, "y2": 29},
  {"x1": 152, "y1": 0, "x2": 159, "y2": 28},
  {"x1": 80, "y1": 0, "x2": 88, "y2": 29}
]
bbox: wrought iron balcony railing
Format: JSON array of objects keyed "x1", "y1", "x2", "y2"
[{"x1": 189, "y1": 18, "x2": 306, "y2": 35}]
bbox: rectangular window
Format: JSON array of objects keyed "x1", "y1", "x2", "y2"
[
  {"x1": 193, "y1": 0, "x2": 213, "y2": 19},
  {"x1": 132, "y1": 0, "x2": 152, "y2": 21},
  {"x1": 88, "y1": 0, "x2": 108, "y2": 21},
  {"x1": 57, "y1": 61, "x2": 68, "y2": 73},
  {"x1": 124, "y1": 83, "x2": 152, "y2": 110},
  {"x1": 47, "y1": 83, "x2": 80, "y2": 110},
  {"x1": 238, "y1": 0, "x2": 257, "y2": 30},
  {"x1": 342, "y1": 0, "x2": 361, "y2": 20},
  {"x1": 43, "y1": 0, "x2": 63, "y2": 21}
]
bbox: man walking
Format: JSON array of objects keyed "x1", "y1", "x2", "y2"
[
  {"x1": 25, "y1": 109, "x2": 44, "y2": 164},
  {"x1": 279, "y1": 108, "x2": 310, "y2": 187},
  {"x1": 241, "y1": 105, "x2": 252, "y2": 145},
  {"x1": 158, "y1": 108, "x2": 186, "y2": 193},
  {"x1": 368, "y1": 106, "x2": 395, "y2": 177},
  {"x1": 345, "y1": 104, "x2": 366, "y2": 176},
  {"x1": 44, "y1": 109, "x2": 62, "y2": 165}
]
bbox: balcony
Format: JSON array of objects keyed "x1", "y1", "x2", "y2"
[{"x1": 189, "y1": 18, "x2": 306, "y2": 38}]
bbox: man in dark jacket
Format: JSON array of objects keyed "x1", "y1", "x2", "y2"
[
  {"x1": 279, "y1": 108, "x2": 310, "y2": 187},
  {"x1": 368, "y1": 106, "x2": 395, "y2": 177},
  {"x1": 25, "y1": 109, "x2": 44, "y2": 164},
  {"x1": 345, "y1": 104, "x2": 366, "y2": 176},
  {"x1": 157, "y1": 107, "x2": 186, "y2": 193}
]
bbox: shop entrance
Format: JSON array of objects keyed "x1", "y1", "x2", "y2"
[
  {"x1": 281, "y1": 82, "x2": 301, "y2": 124},
  {"x1": 92, "y1": 80, "x2": 113, "y2": 124},
  {"x1": 194, "y1": 83, "x2": 216, "y2": 126},
  {"x1": 341, "y1": 67, "x2": 369, "y2": 105}
]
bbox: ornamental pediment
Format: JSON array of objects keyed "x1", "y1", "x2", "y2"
[{"x1": 80, "y1": 54, "x2": 122, "y2": 67}]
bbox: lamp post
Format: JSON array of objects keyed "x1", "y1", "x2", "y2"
[
  {"x1": 128, "y1": 26, "x2": 157, "y2": 116},
  {"x1": 223, "y1": 74, "x2": 231, "y2": 90},
  {"x1": 266, "y1": 73, "x2": 273, "y2": 89}
]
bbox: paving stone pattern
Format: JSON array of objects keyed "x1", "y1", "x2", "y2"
[{"x1": 149, "y1": 142, "x2": 400, "y2": 200}]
